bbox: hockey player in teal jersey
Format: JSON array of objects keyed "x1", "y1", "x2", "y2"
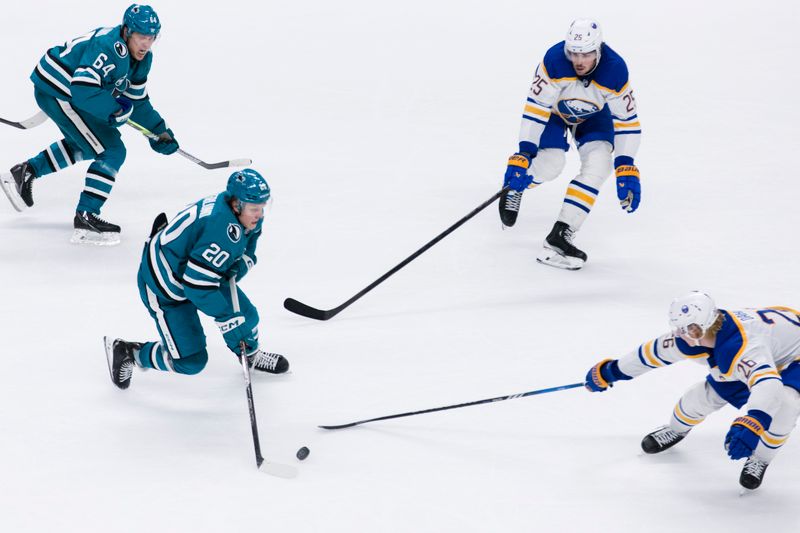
[
  {"x1": 104, "y1": 169, "x2": 289, "y2": 389},
  {"x1": 0, "y1": 4, "x2": 178, "y2": 246},
  {"x1": 584, "y1": 292, "x2": 800, "y2": 490},
  {"x1": 501, "y1": 19, "x2": 641, "y2": 270}
]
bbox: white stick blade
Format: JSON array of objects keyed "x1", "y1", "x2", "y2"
[
  {"x1": 20, "y1": 112, "x2": 49, "y2": 129},
  {"x1": 260, "y1": 461, "x2": 298, "y2": 479},
  {"x1": 228, "y1": 158, "x2": 252, "y2": 167}
]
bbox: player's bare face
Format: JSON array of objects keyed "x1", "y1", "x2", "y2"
[
  {"x1": 568, "y1": 51, "x2": 597, "y2": 76},
  {"x1": 126, "y1": 32, "x2": 156, "y2": 61},
  {"x1": 236, "y1": 202, "x2": 266, "y2": 231},
  {"x1": 678, "y1": 324, "x2": 705, "y2": 346}
]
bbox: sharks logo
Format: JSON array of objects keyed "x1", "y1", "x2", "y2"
[
  {"x1": 556, "y1": 99, "x2": 600, "y2": 124},
  {"x1": 114, "y1": 41, "x2": 128, "y2": 59},
  {"x1": 227, "y1": 223, "x2": 242, "y2": 243}
]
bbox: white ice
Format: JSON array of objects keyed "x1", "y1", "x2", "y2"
[{"x1": 2, "y1": 1, "x2": 799, "y2": 532}]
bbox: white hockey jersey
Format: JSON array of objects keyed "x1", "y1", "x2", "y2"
[
  {"x1": 616, "y1": 308, "x2": 800, "y2": 420},
  {"x1": 519, "y1": 41, "x2": 640, "y2": 161}
]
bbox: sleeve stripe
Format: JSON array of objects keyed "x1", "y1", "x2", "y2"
[
  {"x1": 524, "y1": 104, "x2": 551, "y2": 119},
  {"x1": 187, "y1": 260, "x2": 222, "y2": 279},
  {"x1": 182, "y1": 275, "x2": 220, "y2": 288},
  {"x1": 615, "y1": 130, "x2": 641, "y2": 136},
  {"x1": 652, "y1": 342, "x2": 672, "y2": 366},
  {"x1": 522, "y1": 114, "x2": 549, "y2": 126},
  {"x1": 71, "y1": 78, "x2": 101, "y2": 87},
  {"x1": 637, "y1": 345, "x2": 658, "y2": 369}
]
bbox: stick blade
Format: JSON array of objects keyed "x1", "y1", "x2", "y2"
[
  {"x1": 283, "y1": 298, "x2": 333, "y2": 320},
  {"x1": 318, "y1": 422, "x2": 358, "y2": 430},
  {"x1": 260, "y1": 461, "x2": 298, "y2": 479},
  {"x1": 227, "y1": 158, "x2": 252, "y2": 167}
]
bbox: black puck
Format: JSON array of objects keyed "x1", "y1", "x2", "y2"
[{"x1": 296, "y1": 446, "x2": 310, "y2": 461}]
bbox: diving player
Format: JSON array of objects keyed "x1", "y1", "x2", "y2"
[
  {"x1": 0, "y1": 4, "x2": 178, "y2": 246},
  {"x1": 584, "y1": 292, "x2": 800, "y2": 490},
  {"x1": 501, "y1": 19, "x2": 641, "y2": 270},
  {"x1": 104, "y1": 169, "x2": 289, "y2": 389}
]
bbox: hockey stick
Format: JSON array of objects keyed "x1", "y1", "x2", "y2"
[
  {"x1": 319, "y1": 381, "x2": 584, "y2": 430},
  {"x1": 0, "y1": 110, "x2": 48, "y2": 129},
  {"x1": 127, "y1": 120, "x2": 252, "y2": 170},
  {"x1": 229, "y1": 277, "x2": 298, "y2": 478},
  {"x1": 284, "y1": 187, "x2": 510, "y2": 320}
]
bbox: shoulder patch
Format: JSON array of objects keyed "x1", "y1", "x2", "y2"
[
  {"x1": 114, "y1": 41, "x2": 128, "y2": 59},
  {"x1": 227, "y1": 223, "x2": 242, "y2": 243}
]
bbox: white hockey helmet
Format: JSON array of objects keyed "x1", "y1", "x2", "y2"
[
  {"x1": 564, "y1": 19, "x2": 603, "y2": 58},
  {"x1": 668, "y1": 291, "x2": 718, "y2": 341}
]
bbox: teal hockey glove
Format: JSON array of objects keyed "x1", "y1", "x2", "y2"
[
  {"x1": 149, "y1": 128, "x2": 179, "y2": 155},
  {"x1": 217, "y1": 314, "x2": 256, "y2": 353},
  {"x1": 226, "y1": 254, "x2": 255, "y2": 281}
]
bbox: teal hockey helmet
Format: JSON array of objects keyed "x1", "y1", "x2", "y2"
[
  {"x1": 226, "y1": 169, "x2": 271, "y2": 205},
  {"x1": 123, "y1": 4, "x2": 161, "y2": 36}
]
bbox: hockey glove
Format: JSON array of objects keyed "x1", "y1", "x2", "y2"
[
  {"x1": 217, "y1": 314, "x2": 257, "y2": 354},
  {"x1": 615, "y1": 159, "x2": 641, "y2": 213},
  {"x1": 724, "y1": 410, "x2": 772, "y2": 460},
  {"x1": 226, "y1": 254, "x2": 255, "y2": 282},
  {"x1": 149, "y1": 128, "x2": 179, "y2": 155},
  {"x1": 504, "y1": 153, "x2": 533, "y2": 192},
  {"x1": 109, "y1": 97, "x2": 134, "y2": 128},
  {"x1": 585, "y1": 358, "x2": 632, "y2": 392}
]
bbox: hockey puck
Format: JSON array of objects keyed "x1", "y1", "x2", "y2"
[{"x1": 296, "y1": 446, "x2": 310, "y2": 461}]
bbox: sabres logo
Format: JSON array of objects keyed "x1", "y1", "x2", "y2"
[
  {"x1": 556, "y1": 99, "x2": 600, "y2": 124},
  {"x1": 227, "y1": 223, "x2": 242, "y2": 243},
  {"x1": 114, "y1": 41, "x2": 128, "y2": 59}
]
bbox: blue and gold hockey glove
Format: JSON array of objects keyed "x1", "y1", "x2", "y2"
[
  {"x1": 725, "y1": 410, "x2": 772, "y2": 460},
  {"x1": 615, "y1": 157, "x2": 641, "y2": 213},
  {"x1": 585, "y1": 358, "x2": 632, "y2": 392},
  {"x1": 109, "y1": 96, "x2": 134, "y2": 128},
  {"x1": 227, "y1": 254, "x2": 255, "y2": 281},
  {"x1": 149, "y1": 128, "x2": 179, "y2": 155},
  {"x1": 504, "y1": 153, "x2": 533, "y2": 192}
]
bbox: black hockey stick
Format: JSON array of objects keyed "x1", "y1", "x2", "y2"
[
  {"x1": 128, "y1": 120, "x2": 252, "y2": 170},
  {"x1": 229, "y1": 277, "x2": 297, "y2": 478},
  {"x1": 0, "y1": 110, "x2": 48, "y2": 129},
  {"x1": 284, "y1": 187, "x2": 510, "y2": 320},
  {"x1": 319, "y1": 381, "x2": 584, "y2": 430}
]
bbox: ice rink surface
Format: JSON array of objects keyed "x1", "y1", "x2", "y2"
[{"x1": 2, "y1": 1, "x2": 799, "y2": 531}]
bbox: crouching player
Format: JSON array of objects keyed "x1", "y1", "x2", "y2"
[
  {"x1": 585, "y1": 291, "x2": 800, "y2": 490},
  {"x1": 104, "y1": 168, "x2": 289, "y2": 389}
]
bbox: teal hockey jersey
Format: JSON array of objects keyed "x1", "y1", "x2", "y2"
[
  {"x1": 141, "y1": 193, "x2": 263, "y2": 321},
  {"x1": 31, "y1": 25, "x2": 166, "y2": 133}
]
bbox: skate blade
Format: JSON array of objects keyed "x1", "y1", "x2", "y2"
[
  {"x1": 0, "y1": 173, "x2": 25, "y2": 212},
  {"x1": 71, "y1": 229, "x2": 121, "y2": 246},
  {"x1": 260, "y1": 461, "x2": 298, "y2": 479},
  {"x1": 103, "y1": 336, "x2": 116, "y2": 383},
  {"x1": 536, "y1": 247, "x2": 584, "y2": 270}
]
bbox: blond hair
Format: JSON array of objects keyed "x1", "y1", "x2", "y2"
[{"x1": 706, "y1": 312, "x2": 725, "y2": 338}]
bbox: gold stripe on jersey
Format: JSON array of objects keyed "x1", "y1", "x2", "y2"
[
  {"x1": 722, "y1": 312, "x2": 750, "y2": 378},
  {"x1": 591, "y1": 80, "x2": 630, "y2": 96},
  {"x1": 748, "y1": 369, "x2": 781, "y2": 387},
  {"x1": 524, "y1": 104, "x2": 551, "y2": 119}
]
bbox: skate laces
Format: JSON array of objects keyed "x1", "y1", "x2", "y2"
[
  {"x1": 743, "y1": 458, "x2": 767, "y2": 477},
  {"x1": 505, "y1": 191, "x2": 523, "y2": 212},
  {"x1": 118, "y1": 361, "x2": 134, "y2": 382},
  {"x1": 652, "y1": 427, "x2": 680, "y2": 446},
  {"x1": 252, "y1": 351, "x2": 280, "y2": 371},
  {"x1": 561, "y1": 225, "x2": 575, "y2": 244}
]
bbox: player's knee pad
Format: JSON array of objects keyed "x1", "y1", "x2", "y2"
[
  {"x1": 529, "y1": 148, "x2": 566, "y2": 183},
  {"x1": 171, "y1": 349, "x2": 209, "y2": 375},
  {"x1": 577, "y1": 141, "x2": 613, "y2": 186}
]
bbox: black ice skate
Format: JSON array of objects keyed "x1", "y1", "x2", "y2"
[
  {"x1": 0, "y1": 162, "x2": 36, "y2": 212},
  {"x1": 536, "y1": 221, "x2": 587, "y2": 270},
  {"x1": 739, "y1": 457, "x2": 769, "y2": 490},
  {"x1": 499, "y1": 190, "x2": 524, "y2": 227},
  {"x1": 248, "y1": 350, "x2": 290, "y2": 374},
  {"x1": 641, "y1": 426, "x2": 686, "y2": 454},
  {"x1": 72, "y1": 210, "x2": 121, "y2": 246},
  {"x1": 104, "y1": 337, "x2": 142, "y2": 390}
]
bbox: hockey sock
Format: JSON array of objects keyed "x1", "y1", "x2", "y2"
[
  {"x1": 136, "y1": 342, "x2": 173, "y2": 372},
  {"x1": 557, "y1": 178, "x2": 598, "y2": 230},
  {"x1": 76, "y1": 161, "x2": 117, "y2": 213},
  {"x1": 28, "y1": 138, "x2": 83, "y2": 178}
]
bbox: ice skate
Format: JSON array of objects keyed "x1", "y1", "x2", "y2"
[
  {"x1": 248, "y1": 350, "x2": 290, "y2": 374},
  {"x1": 499, "y1": 190, "x2": 523, "y2": 227},
  {"x1": 0, "y1": 162, "x2": 36, "y2": 212},
  {"x1": 536, "y1": 221, "x2": 587, "y2": 270},
  {"x1": 104, "y1": 337, "x2": 142, "y2": 390},
  {"x1": 71, "y1": 210, "x2": 121, "y2": 246},
  {"x1": 641, "y1": 426, "x2": 686, "y2": 454},
  {"x1": 739, "y1": 457, "x2": 768, "y2": 490}
]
